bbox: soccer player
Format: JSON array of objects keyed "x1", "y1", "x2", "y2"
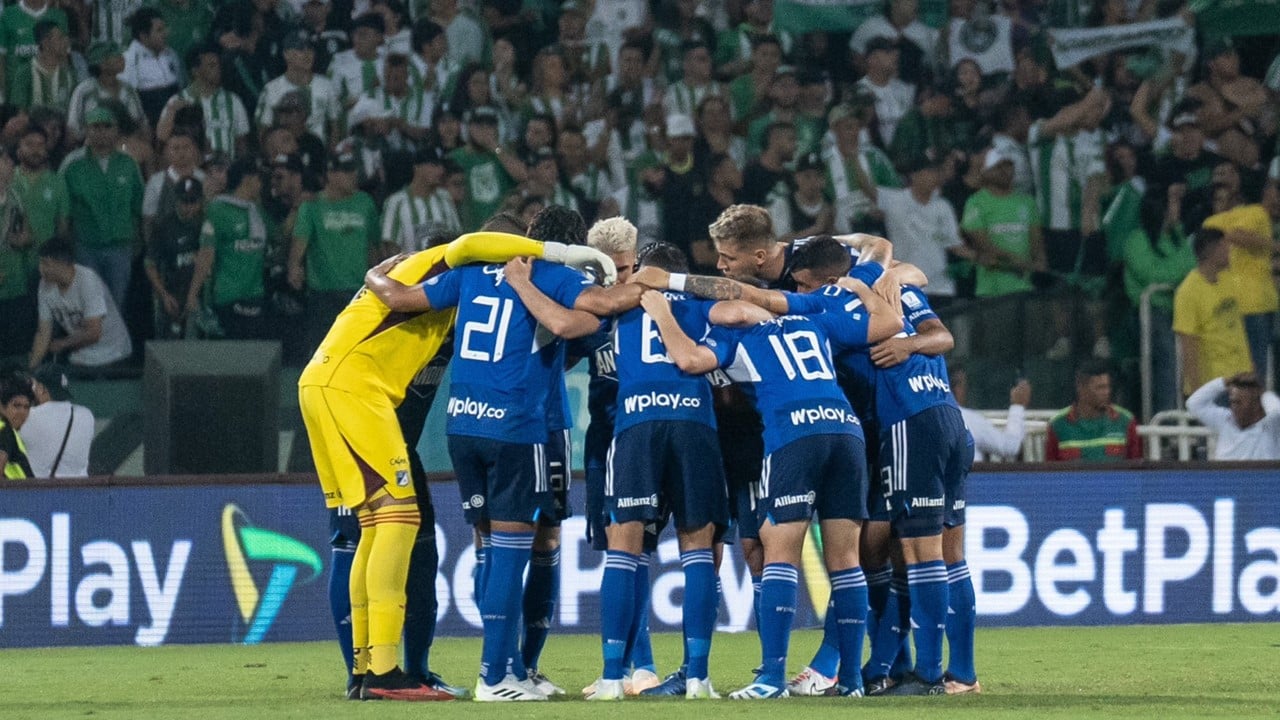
[
  {"x1": 300, "y1": 229, "x2": 613, "y2": 701},
  {"x1": 363, "y1": 215, "x2": 638, "y2": 702},
  {"x1": 585, "y1": 242, "x2": 727, "y2": 701},
  {"x1": 639, "y1": 269, "x2": 902, "y2": 699}
]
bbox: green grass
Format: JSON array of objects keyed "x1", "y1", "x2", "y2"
[{"x1": 3, "y1": 625, "x2": 1279, "y2": 719}]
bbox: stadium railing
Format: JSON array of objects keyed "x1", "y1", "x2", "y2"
[{"x1": 977, "y1": 409, "x2": 1215, "y2": 461}]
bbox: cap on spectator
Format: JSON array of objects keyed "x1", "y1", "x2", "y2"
[
  {"x1": 982, "y1": 147, "x2": 1013, "y2": 170},
  {"x1": 226, "y1": 157, "x2": 260, "y2": 190},
  {"x1": 413, "y1": 144, "x2": 446, "y2": 166},
  {"x1": 282, "y1": 29, "x2": 312, "y2": 51},
  {"x1": 175, "y1": 177, "x2": 204, "y2": 203},
  {"x1": 1170, "y1": 112, "x2": 1199, "y2": 129},
  {"x1": 275, "y1": 91, "x2": 309, "y2": 114},
  {"x1": 826, "y1": 103, "x2": 860, "y2": 127},
  {"x1": 33, "y1": 367, "x2": 72, "y2": 402},
  {"x1": 466, "y1": 105, "x2": 501, "y2": 125},
  {"x1": 85, "y1": 106, "x2": 117, "y2": 126},
  {"x1": 347, "y1": 95, "x2": 392, "y2": 128},
  {"x1": 865, "y1": 36, "x2": 898, "y2": 55},
  {"x1": 1203, "y1": 36, "x2": 1234, "y2": 59},
  {"x1": 270, "y1": 153, "x2": 305, "y2": 173},
  {"x1": 352, "y1": 12, "x2": 386, "y2": 34},
  {"x1": 86, "y1": 41, "x2": 122, "y2": 66},
  {"x1": 796, "y1": 152, "x2": 824, "y2": 173},
  {"x1": 329, "y1": 150, "x2": 360, "y2": 173},
  {"x1": 666, "y1": 113, "x2": 695, "y2": 138}
]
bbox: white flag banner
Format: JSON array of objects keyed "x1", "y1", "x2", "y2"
[{"x1": 1048, "y1": 17, "x2": 1196, "y2": 68}]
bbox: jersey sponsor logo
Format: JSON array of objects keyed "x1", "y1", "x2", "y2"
[
  {"x1": 446, "y1": 396, "x2": 508, "y2": 420},
  {"x1": 621, "y1": 391, "x2": 702, "y2": 414},
  {"x1": 616, "y1": 494, "x2": 659, "y2": 509},
  {"x1": 788, "y1": 405, "x2": 860, "y2": 426},
  {"x1": 222, "y1": 504, "x2": 322, "y2": 644},
  {"x1": 953, "y1": 499, "x2": 966, "y2": 511},
  {"x1": 319, "y1": 210, "x2": 369, "y2": 233},
  {"x1": 911, "y1": 496, "x2": 945, "y2": 508},
  {"x1": 907, "y1": 374, "x2": 951, "y2": 394},
  {"x1": 774, "y1": 491, "x2": 816, "y2": 509}
]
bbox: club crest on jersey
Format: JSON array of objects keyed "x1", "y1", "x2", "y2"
[
  {"x1": 482, "y1": 264, "x2": 507, "y2": 286},
  {"x1": 395, "y1": 470, "x2": 410, "y2": 487},
  {"x1": 463, "y1": 494, "x2": 486, "y2": 510}
]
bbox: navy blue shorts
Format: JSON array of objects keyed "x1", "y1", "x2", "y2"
[
  {"x1": 587, "y1": 457, "x2": 660, "y2": 552},
  {"x1": 759, "y1": 433, "x2": 868, "y2": 526},
  {"x1": 543, "y1": 428, "x2": 573, "y2": 525},
  {"x1": 447, "y1": 434, "x2": 555, "y2": 525},
  {"x1": 607, "y1": 421, "x2": 728, "y2": 532},
  {"x1": 720, "y1": 421, "x2": 764, "y2": 542},
  {"x1": 945, "y1": 432, "x2": 975, "y2": 529},
  {"x1": 329, "y1": 506, "x2": 360, "y2": 551},
  {"x1": 878, "y1": 405, "x2": 969, "y2": 538}
]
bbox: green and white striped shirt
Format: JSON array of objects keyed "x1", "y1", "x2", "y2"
[
  {"x1": 168, "y1": 85, "x2": 250, "y2": 157},
  {"x1": 663, "y1": 80, "x2": 722, "y2": 117},
  {"x1": 11, "y1": 59, "x2": 76, "y2": 112},
  {"x1": 1028, "y1": 122, "x2": 1105, "y2": 232},
  {"x1": 65, "y1": 77, "x2": 146, "y2": 138},
  {"x1": 90, "y1": 0, "x2": 145, "y2": 46},
  {"x1": 381, "y1": 186, "x2": 462, "y2": 252},
  {"x1": 365, "y1": 87, "x2": 432, "y2": 150}
]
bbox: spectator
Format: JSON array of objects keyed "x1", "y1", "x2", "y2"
[
  {"x1": 120, "y1": 7, "x2": 183, "y2": 127},
  {"x1": 12, "y1": 124, "x2": 68, "y2": 247},
  {"x1": 522, "y1": 147, "x2": 579, "y2": 215},
  {"x1": 747, "y1": 65, "x2": 820, "y2": 159},
  {"x1": 714, "y1": 0, "x2": 793, "y2": 78},
  {"x1": 409, "y1": 19, "x2": 458, "y2": 114},
  {"x1": 60, "y1": 105, "x2": 144, "y2": 310},
  {"x1": 654, "y1": 0, "x2": 717, "y2": 85},
  {"x1": 1186, "y1": 373, "x2": 1280, "y2": 461},
  {"x1": 960, "y1": 148, "x2": 1044, "y2": 298},
  {"x1": 298, "y1": 0, "x2": 350, "y2": 75},
  {"x1": 823, "y1": 102, "x2": 900, "y2": 235},
  {"x1": 687, "y1": 152, "x2": 742, "y2": 273},
  {"x1": 28, "y1": 236, "x2": 133, "y2": 370},
  {"x1": 727, "y1": 33, "x2": 782, "y2": 123},
  {"x1": 448, "y1": 63, "x2": 516, "y2": 143},
  {"x1": 189, "y1": 158, "x2": 270, "y2": 340},
  {"x1": 856, "y1": 37, "x2": 916, "y2": 148},
  {"x1": 524, "y1": 47, "x2": 583, "y2": 129},
  {"x1": 370, "y1": 53, "x2": 433, "y2": 154},
  {"x1": 381, "y1": 144, "x2": 461, "y2": 254},
  {"x1": 9, "y1": 20, "x2": 77, "y2": 113},
  {"x1": 89, "y1": 0, "x2": 144, "y2": 47},
  {"x1": 951, "y1": 362, "x2": 1030, "y2": 461},
  {"x1": 990, "y1": 102, "x2": 1033, "y2": 196},
  {"x1": 20, "y1": 369, "x2": 95, "y2": 477},
  {"x1": 289, "y1": 149, "x2": 381, "y2": 354},
  {"x1": 142, "y1": 132, "x2": 205, "y2": 242},
  {"x1": 1173, "y1": 227, "x2": 1253, "y2": 397},
  {"x1": 1185, "y1": 39, "x2": 1268, "y2": 143},
  {"x1": 585, "y1": 0, "x2": 651, "y2": 63},
  {"x1": 329, "y1": 13, "x2": 385, "y2": 109},
  {"x1": 157, "y1": 46, "x2": 251, "y2": 159},
  {"x1": 152, "y1": 0, "x2": 214, "y2": 64},
  {"x1": 643, "y1": 113, "x2": 709, "y2": 261},
  {"x1": 0, "y1": 151, "x2": 34, "y2": 358},
  {"x1": 448, "y1": 106, "x2": 525, "y2": 230},
  {"x1": 429, "y1": 0, "x2": 487, "y2": 66},
  {"x1": 945, "y1": 0, "x2": 1014, "y2": 77},
  {"x1": 257, "y1": 32, "x2": 341, "y2": 144},
  {"x1": 768, "y1": 151, "x2": 833, "y2": 242},
  {"x1": 1045, "y1": 359, "x2": 1142, "y2": 462},
  {"x1": 374, "y1": 0, "x2": 413, "y2": 56},
  {"x1": 1201, "y1": 175, "x2": 1278, "y2": 379},
  {"x1": 144, "y1": 177, "x2": 204, "y2": 339},
  {"x1": 849, "y1": 0, "x2": 938, "y2": 85},
  {"x1": 1148, "y1": 110, "x2": 1219, "y2": 212},
  {"x1": 269, "y1": 92, "x2": 330, "y2": 191},
  {"x1": 558, "y1": 124, "x2": 620, "y2": 222},
  {"x1": 664, "y1": 41, "x2": 722, "y2": 117},
  {"x1": 739, "y1": 121, "x2": 794, "y2": 205},
  {"x1": 65, "y1": 42, "x2": 146, "y2": 143},
  {"x1": 0, "y1": 374, "x2": 35, "y2": 478},
  {"x1": 0, "y1": 0, "x2": 70, "y2": 104},
  {"x1": 344, "y1": 97, "x2": 393, "y2": 202},
  {"x1": 1122, "y1": 189, "x2": 1195, "y2": 414},
  {"x1": 878, "y1": 152, "x2": 966, "y2": 303}
]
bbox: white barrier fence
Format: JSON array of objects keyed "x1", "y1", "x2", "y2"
[{"x1": 978, "y1": 409, "x2": 1217, "y2": 461}]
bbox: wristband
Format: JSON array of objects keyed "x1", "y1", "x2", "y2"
[
  {"x1": 542, "y1": 241, "x2": 567, "y2": 264},
  {"x1": 668, "y1": 273, "x2": 687, "y2": 292}
]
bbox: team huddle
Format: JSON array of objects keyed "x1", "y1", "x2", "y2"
[{"x1": 298, "y1": 202, "x2": 977, "y2": 702}]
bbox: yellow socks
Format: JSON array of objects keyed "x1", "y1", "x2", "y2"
[{"x1": 365, "y1": 504, "x2": 420, "y2": 675}]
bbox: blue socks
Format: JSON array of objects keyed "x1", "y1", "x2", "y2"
[
  {"x1": 757, "y1": 563, "x2": 798, "y2": 688},
  {"x1": 868, "y1": 575, "x2": 911, "y2": 680},
  {"x1": 601, "y1": 550, "x2": 639, "y2": 680},
  {"x1": 860, "y1": 565, "x2": 891, "y2": 679},
  {"x1": 522, "y1": 548, "x2": 560, "y2": 671},
  {"x1": 907, "y1": 560, "x2": 948, "y2": 684},
  {"x1": 808, "y1": 601, "x2": 840, "y2": 678},
  {"x1": 403, "y1": 526, "x2": 440, "y2": 678},
  {"x1": 681, "y1": 549, "x2": 717, "y2": 681},
  {"x1": 946, "y1": 561, "x2": 977, "y2": 684},
  {"x1": 328, "y1": 548, "x2": 355, "y2": 677},
  {"x1": 479, "y1": 531, "x2": 533, "y2": 685},
  {"x1": 829, "y1": 568, "x2": 868, "y2": 693},
  {"x1": 627, "y1": 554, "x2": 656, "y2": 673},
  {"x1": 473, "y1": 535, "x2": 491, "y2": 608}
]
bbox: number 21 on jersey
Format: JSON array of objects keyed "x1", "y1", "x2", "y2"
[{"x1": 460, "y1": 296, "x2": 514, "y2": 362}]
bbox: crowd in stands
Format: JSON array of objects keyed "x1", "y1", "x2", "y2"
[{"x1": 0, "y1": 0, "x2": 1278, "y2": 465}]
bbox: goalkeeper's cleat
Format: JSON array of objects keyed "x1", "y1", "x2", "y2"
[
  {"x1": 417, "y1": 671, "x2": 470, "y2": 699},
  {"x1": 787, "y1": 666, "x2": 836, "y2": 696},
  {"x1": 827, "y1": 684, "x2": 864, "y2": 697},
  {"x1": 641, "y1": 668, "x2": 687, "y2": 696},
  {"x1": 729, "y1": 681, "x2": 788, "y2": 700},
  {"x1": 346, "y1": 674, "x2": 364, "y2": 700},
  {"x1": 882, "y1": 673, "x2": 946, "y2": 697},
  {"x1": 528, "y1": 669, "x2": 565, "y2": 696},
  {"x1": 943, "y1": 673, "x2": 982, "y2": 695},
  {"x1": 474, "y1": 674, "x2": 547, "y2": 702},
  {"x1": 685, "y1": 677, "x2": 720, "y2": 699},
  {"x1": 627, "y1": 668, "x2": 661, "y2": 695},
  {"x1": 586, "y1": 678, "x2": 626, "y2": 701},
  {"x1": 360, "y1": 667, "x2": 455, "y2": 701},
  {"x1": 865, "y1": 675, "x2": 897, "y2": 696}
]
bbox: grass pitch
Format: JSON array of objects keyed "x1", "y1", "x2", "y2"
[{"x1": 3, "y1": 624, "x2": 1278, "y2": 719}]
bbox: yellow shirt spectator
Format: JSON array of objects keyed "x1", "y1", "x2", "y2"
[
  {"x1": 1173, "y1": 268, "x2": 1253, "y2": 395},
  {"x1": 1203, "y1": 204, "x2": 1278, "y2": 316}
]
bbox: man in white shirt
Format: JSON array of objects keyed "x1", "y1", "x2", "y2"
[
  {"x1": 952, "y1": 363, "x2": 1030, "y2": 461},
  {"x1": 877, "y1": 153, "x2": 965, "y2": 300},
  {"x1": 257, "y1": 31, "x2": 342, "y2": 144},
  {"x1": 856, "y1": 37, "x2": 916, "y2": 147},
  {"x1": 20, "y1": 369, "x2": 94, "y2": 477},
  {"x1": 1186, "y1": 373, "x2": 1280, "y2": 461},
  {"x1": 119, "y1": 7, "x2": 182, "y2": 126},
  {"x1": 849, "y1": 0, "x2": 938, "y2": 84},
  {"x1": 28, "y1": 237, "x2": 132, "y2": 369}
]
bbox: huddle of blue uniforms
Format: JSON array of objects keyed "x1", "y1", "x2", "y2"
[{"x1": 567, "y1": 325, "x2": 619, "y2": 550}]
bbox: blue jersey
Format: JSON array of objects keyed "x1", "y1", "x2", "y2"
[
  {"x1": 567, "y1": 325, "x2": 617, "y2": 459},
  {"x1": 795, "y1": 284, "x2": 957, "y2": 429},
  {"x1": 423, "y1": 261, "x2": 593, "y2": 443},
  {"x1": 708, "y1": 311, "x2": 865, "y2": 453},
  {"x1": 900, "y1": 284, "x2": 939, "y2": 328},
  {"x1": 612, "y1": 291, "x2": 717, "y2": 434},
  {"x1": 544, "y1": 340, "x2": 573, "y2": 432}
]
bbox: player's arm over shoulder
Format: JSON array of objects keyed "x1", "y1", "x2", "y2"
[{"x1": 364, "y1": 253, "x2": 436, "y2": 312}]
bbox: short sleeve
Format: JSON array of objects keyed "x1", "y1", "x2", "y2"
[
  {"x1": 293, "y1": 202, "x2": 315, "y2": 242},
  {"x1": 901, "y1": 285, "x2": 938, "y2": 326},
  {"x1": 37, "y1": 289, "x2": 53, "y2": 323},
  {"x1": 79, "y1": 271, "x2": 109, "y2": 320},
  {"x1": 785, "y1": 290, "x2": 829, "y2": 315},
  {"x1": 847, "y1": 261, "x2": 884, "y2": 286},
  {"x1": 421, "y1": 267, "x2": 462, "y2": 309},
  {"x1": 1171, "y1": 280, "x2": 1198, "y2": 336},
  {"x1": 704, "y1": 325, "x2": 738, "y2": 368},
  {"x1": 811, "y1": 308, "x2": 870, "y2": 351},
  {"x1": 534, "y1": 262, "x2": 593, "y2": 309},
  {"x1": 960, "y1": 195, "x2": 984, "y2": 231}
]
